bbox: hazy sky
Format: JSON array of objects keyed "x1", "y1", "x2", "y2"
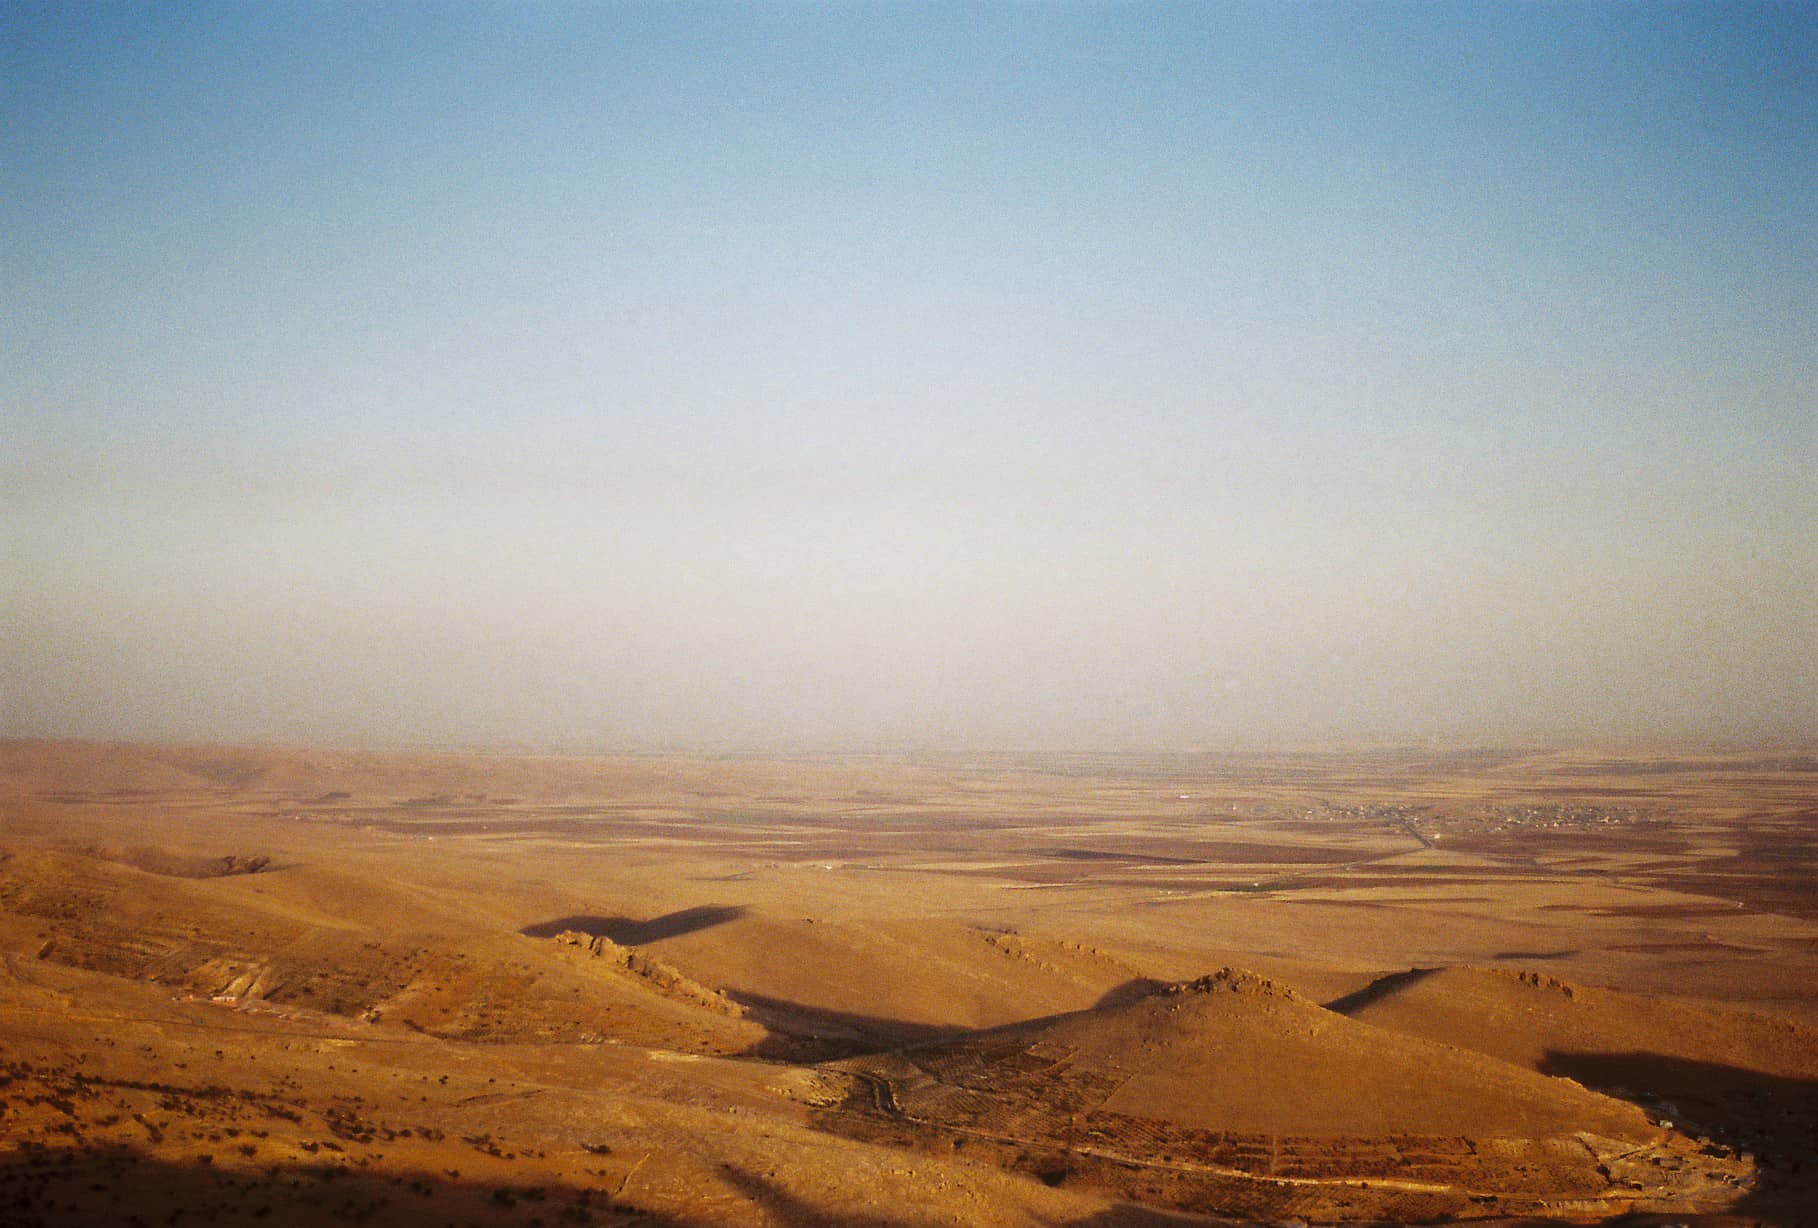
[{"x1": 5, "y1": 2, "x2": 1814, "y2": 749}]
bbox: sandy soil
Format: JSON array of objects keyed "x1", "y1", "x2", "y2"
[{"x1": 2, "y1": 740, "x2": 1814, "y2": 1225}]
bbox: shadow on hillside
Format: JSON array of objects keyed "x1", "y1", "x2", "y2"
[
  {"x1": 729, "y1": 991, "x2": 969, "y2": 1061},
  {"x1": 0, "y1": 1140, "x2": 1253, "y2": 1227},
  {"x1": 519, "y1": 904, "x2": 747, "y2": 945},
  {"x1": 1093, "y1": 977, "x2": 1170, "y2": 1008},
  {"x1": 1321, "y1": 966, "x2": 1441, "y2": 1015},
  {"x1": 735, "y1": 978, "x2": 1182, "y2": 1063},
  {"x1": 717, "y1": 1163, "x2": 911, "y2": 1226},
  {"x1": 717, "y1": 1162, "x2": 1224, "y2": 1226},
  {"x1": 1539, "y1": 1049, "x2": 1818, "y2": 1227},
  {"x1": 0, "y1": 1143, "x2": 694, "y2": 1227}
]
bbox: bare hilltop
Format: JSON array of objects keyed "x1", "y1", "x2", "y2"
[{"x1": 3, "y1": 740, "x2": 1815, "y2": 1225}]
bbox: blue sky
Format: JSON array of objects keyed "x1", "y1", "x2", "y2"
[{"x1": 5, "y1": 2, "x2": 1814, "y2": 747}]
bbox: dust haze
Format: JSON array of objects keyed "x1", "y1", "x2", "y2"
[
  {"x1": 6, "y1": 5, "x2": 1817, "y2": 1224},
  {"x1": 5, "y1": 445, "x2": 1811, "y2": 751}
]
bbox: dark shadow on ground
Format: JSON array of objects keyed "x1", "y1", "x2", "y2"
[
  {"x1": 0, "y1": 1142, "x2": 693, "y2": 1227},
  {"x1": 716, "y1": 1163, "x2": 908, "y2": 1226},
  {"x1": 717, "y1": 1163, "x2": 1249, "y2": 1226},
  {"x1": 1539, "y1": 1049, "x2": 1818, "y2": 1228},
  {"x1": 1321, "y1": 965, "x2": 1441, "y2": 1015},
  {"x1": 1092, "y1": 977, "x2": 1171, "y2": 1008},
  {"x1": 743, "y1": 978, "x2": 1189, "y2": 1064},
  {"x1": 728, "y1": 991, "x2": 968, "y2": 1061},
  {"x1": 90, "y1": 847, "x2": 284, "y2": 879},
  {"x1": 1491, "y1": 949, "x2": 1579, "y2": 961},
  {"x1": 519, "y1": 904, "x2": 747, "y2": 944}
]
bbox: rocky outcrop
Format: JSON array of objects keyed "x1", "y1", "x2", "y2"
[
  {"x1": 185, "y1": 958, "x2": 284, "y2": 1002},
  {"x1": 1504, "y1": 967, "x2": 1576, "y2": 998},
  {"x1": 550, "y1": 930, "x2": 744, "y2": 1018},
  {"x1": 1167, "y1": 966, "x2": 1303, "y2": 1001},
  {"x1": 96, "y1": 847, "x2": 272, "y2": 878}
]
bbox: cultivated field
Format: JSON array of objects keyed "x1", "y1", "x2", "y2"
[{"x1": 2, "y1": 740, "x2": 1814, "y2": 1226}]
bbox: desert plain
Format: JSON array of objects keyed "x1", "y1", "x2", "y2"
[{"x1": 2, "y1": 739, "x2": 1815, "y2": 1227}]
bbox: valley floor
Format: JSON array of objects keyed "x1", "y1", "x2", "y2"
[{"x1": 2, "y1": 741, "x2": 1815, "y2": 1225}]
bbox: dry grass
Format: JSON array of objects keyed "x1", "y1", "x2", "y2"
[{"x1": 2, "y1": 740, "x2": 1814, "y2": 1225}]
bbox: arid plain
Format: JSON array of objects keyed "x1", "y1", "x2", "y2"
[{"x1": 2, "y1": 740, "x2": 1815, "y2": 1227}]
